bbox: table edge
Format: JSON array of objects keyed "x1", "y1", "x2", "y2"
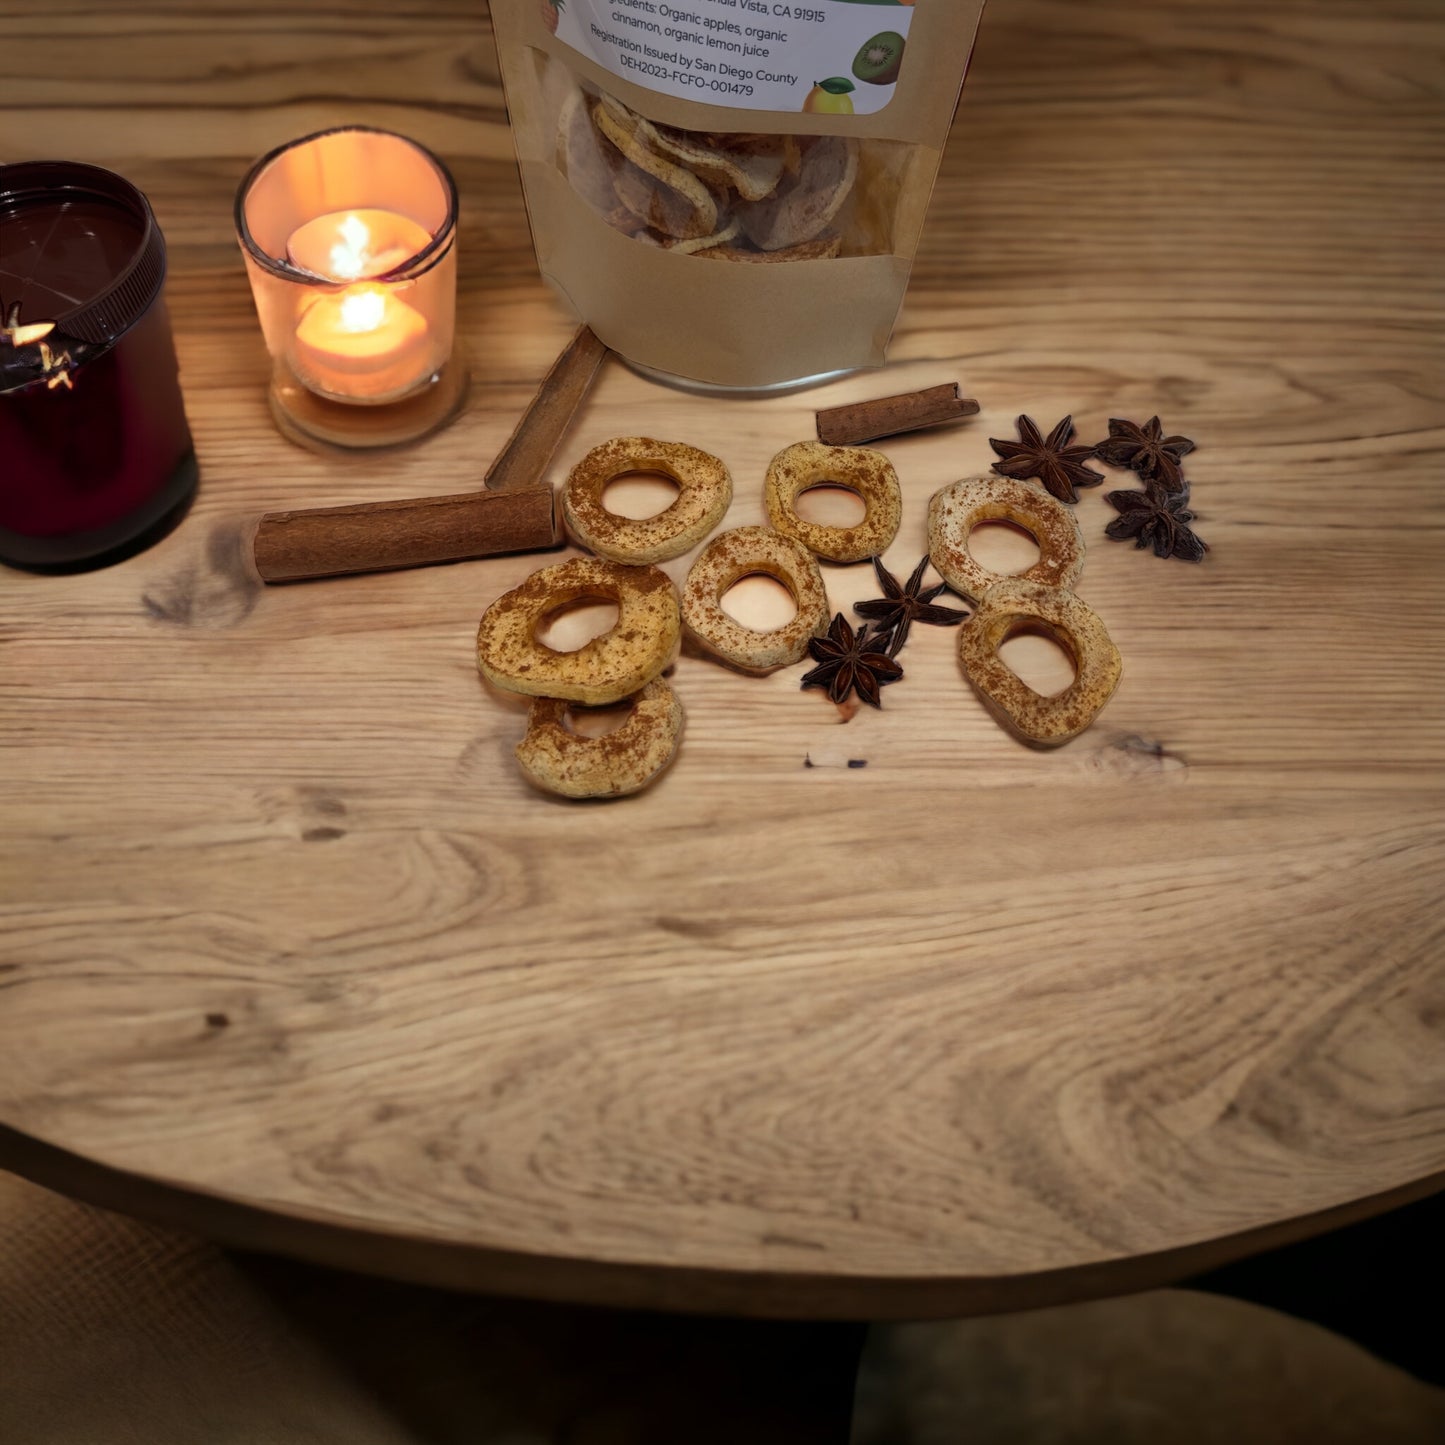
[{"x1": 2, "y1": 1123, "x2": 1440, "y2": 1319}]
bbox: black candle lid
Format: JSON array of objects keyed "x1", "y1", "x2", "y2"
[{"x1": 0, "y1": 161, "x2": 167, "y2": 390}]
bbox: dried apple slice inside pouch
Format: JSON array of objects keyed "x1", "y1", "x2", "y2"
[
  {"x1": 596, "y1": 95, "x2": 787, "y2": 203},
  {"x1": 696, "y1": 234, "x2": 840, "y2": 263},
  {"x1": 737, "y1": 136, "x2": 859, "y2": 252},
  {"x1": 593, "y1": 101, "x2": 720, "y2": 241},
  {"x1": 644, "y1": 124, "x2": 789, "y2": 202},
  {"x1": 556, "y1": 90, "x2": 622, "y2": 213}
]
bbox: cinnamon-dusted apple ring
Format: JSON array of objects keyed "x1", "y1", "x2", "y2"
[
  {"x1": 927, "y1": 475, "x2": 1085, "y2": 603},
  {"x1": 681, "y1": 526, "x2": 829, "y2": 674},
  {"x1": 563, "y1": 437, "x2": 733, "y2": 565},
  {"x1": 765, "y1": 441, "x2": 902, "y2": 564},
  {"x1": 476, "y1": 556, "x2": 680, "y2": 706},
  {"x1": 515, "y1": 678, "x2": 684, "y2": 799},
  {"x1": 958, "y1": 579, "x2": 1122, "y2": 748}
]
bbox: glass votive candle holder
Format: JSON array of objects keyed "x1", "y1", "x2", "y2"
[
  {"x1": 235, "y1": 126, "x2": 466, "y2": 451},
  {"x1": 1, "y1": 161, "x2": 198, "y2": 572}
]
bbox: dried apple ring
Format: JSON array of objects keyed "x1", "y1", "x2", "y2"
[
  {"x1": 927, "y1": 475, "x2": 1085, "y2": 604},
  {"x1": 515, "y1": 678, "x2": 684, "y2": 799},
  {"x1": 958, "y1": 579, "x2": 1122, "y2": 747},
  {"x1": 764, "y1": 440, "x2": 902, "y2": 564},
  {"x1": 563, "y1": 437, "x2": 732, "y2": 565},
  {"x1": 681, "y1": 525, "x2": 829, "y2": 674},
  {"x1": 476, "y1": 556, "x2": 680, "y2": 706}
]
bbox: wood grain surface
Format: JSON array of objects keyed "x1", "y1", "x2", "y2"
[{"x1": 1, "y1": 0, "x2": 1443, "y2": 1318}]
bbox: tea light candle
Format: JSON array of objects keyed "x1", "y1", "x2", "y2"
[
  {"x1": 293, "y1": 285, "x2": 430, "y2": 399},
  {"x1": 284, "y1": 208, "x2": 434, "y2": 400},
  {"x1": 235, "y1": 127, "x2": 465, "y2": 450}
]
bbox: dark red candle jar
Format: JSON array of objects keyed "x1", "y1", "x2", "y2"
[{"x1": 0, "y1": 162, "x2": 197, "y2": 571}]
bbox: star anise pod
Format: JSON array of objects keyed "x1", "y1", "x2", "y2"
[
  {"x1": 1093, "y1": 416, "x2": 1195, "y2": 493},
  {"x1": 1104, "y1": 488, "x2": 1209, "y2": 562},
  {"x1": 801, "y1": 613, "x2": 903, "y2": 708},
  {"x1": 853, "y1": 555, "x2": 968, "y2": 657},
  {"x1": 989, "y1": 414, "x2": 1104, "y2": 504}
]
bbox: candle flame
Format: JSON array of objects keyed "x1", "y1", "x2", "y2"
[
  {"x1": 338, "y1": 287, "x2": 388, "y2": 334},
  {"x1": 329, "y1": 214, "x2": 374, "y2": 281}
]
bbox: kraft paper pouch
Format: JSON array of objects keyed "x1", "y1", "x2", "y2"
[{"x1": 491, "y1": 0, "x2": 986, "y2": 388}]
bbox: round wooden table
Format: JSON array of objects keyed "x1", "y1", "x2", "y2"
[{"x1": 2, "y1": 0, "x2": 1442, "y2": 1324}]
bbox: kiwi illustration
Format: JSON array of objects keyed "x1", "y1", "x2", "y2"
[{"x1": 852, "y1": 31, "x2": 906, "y2": 87}]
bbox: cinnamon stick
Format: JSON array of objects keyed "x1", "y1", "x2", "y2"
[
  {"x1": 484, "y1": 325, "x2": 609, "y2": 491},
  {"x1": 253, "y1": 487, "x2": 561, "y2": 583},
  {"x1": 816, "y1": 383, "x2": 980, "y2": 447},
  {"x1": 253, "y1": 326, "x2": 608, "y2": 583}
]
